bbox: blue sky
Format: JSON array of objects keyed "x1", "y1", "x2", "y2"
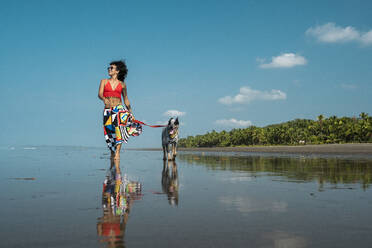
[{"x1": 0, "y1": 0, "x2": 371, "y2": 148}]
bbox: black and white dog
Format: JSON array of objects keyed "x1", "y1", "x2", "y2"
[{"x1": 162, "y1": 117, "x2": 179, "y2": 161}]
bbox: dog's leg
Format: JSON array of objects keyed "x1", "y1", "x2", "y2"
[
  {"x1": 167, "y1": 144, "x2": 172, "y2": 161},
  {"x1": 170, "y1": 143, "x2": 173, "y2": 160},
  {"x1": 171, "y1": 161, "x2": 177, "y2": 181},
  {"x1": 162, "y1": 145, "x2": 167, "y2": 160},
  {"x1": 172, "y1": 143, "x2": 177, "y2": 159},
  {"x1": 162, "y1": 160, "x2": 168, "y2": 180}
]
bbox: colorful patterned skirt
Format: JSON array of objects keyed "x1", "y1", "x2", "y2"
[{"x1": 103, "y1": 105, "x2": 142, "y2": 152}]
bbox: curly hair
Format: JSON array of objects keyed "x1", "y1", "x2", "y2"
[{"x1": 110, "y1": 60, "x2": 128, "y2": 82}]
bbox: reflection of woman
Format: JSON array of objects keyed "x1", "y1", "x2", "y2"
[
  {"x1": 97, "y1": 166, "x2": 142, "y2": 248},
  {"x1": 98, "y1": 61, "x2": 141, "y2": 161},
  {"x1": 97, "y1": 168, "x2": 129, "y2": 248},
  {"x1": 97, "y1": 204, "x2": 128, "y2": 248}
]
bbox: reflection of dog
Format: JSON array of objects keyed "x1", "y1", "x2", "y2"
[
  {"x1": 162, "y1": 117, "x2": 179, "y2": 161},
  {"x1": 162, "y1": 160, "x2": 178, "y2": 206}
]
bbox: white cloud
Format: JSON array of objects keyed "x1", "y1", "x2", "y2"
[
  {"x1": 293, "y1": 79, "x2": 301, "y2": 87},
  {"x1": 259, "y1": 53, "x2": 307, "y2": 69},
  {"x1": 219, "y1": 196, "x2": 288, "y2": 213},
  {"x1": 306, "y1": 22, "x2": 372, "y2": 45},
  {"x1": 163, "y1": 110, "x2": 186, "y2": 117},
  {"x1": 306, "y1": 23, "x2": 359, "y2": 43},
  {"x1": 219, "y1": 176, "x2": 253, "y2": 183},
  {"x1": 215, "y1": 118, "x2": 252, "y2": 128},
  {"x1": 341, "y1": 83, "x2": 358, "y2": 90},
  {"x1": 256, "y1": 57, "x2": 266, "y2": 64},
  {"x1": 263, "y1": 231, "x2": 307, "y2": 248},
  {"x1": 218, "y1": 86, "x2": 287, "y2": 105},
  {"x1": 361, "y1": 30, "x2": 372, "y2": 45}
]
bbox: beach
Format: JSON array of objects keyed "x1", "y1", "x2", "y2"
[
  {"x1": 136, "y1": 143, "x2": 372, "y2": 155},
  {"x1": 1, "y1": 146, "x2": 372, "y2": 247}
]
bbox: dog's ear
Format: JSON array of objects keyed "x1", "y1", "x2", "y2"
[
  {"x1": 175, "y1": 117, "x2": 179, "y2": 125},
  {"x1": 168, "y1": 118, "x2": 172, "y2": 126}
]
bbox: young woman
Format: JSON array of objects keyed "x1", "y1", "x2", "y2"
[{"x1": 98, "y1": 60, "x2": 141, "y2": 160}]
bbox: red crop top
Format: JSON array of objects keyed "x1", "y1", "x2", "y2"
[{"x1": 103, "y1": 80, "x2": 122, "y2": 99}]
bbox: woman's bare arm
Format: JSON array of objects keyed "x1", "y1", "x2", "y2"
[
  {"x1": 122, "y1": 82, "x2": 132, "y2": 113},
  {"x1": 98, "y1": 79, "x2": 106, "y2": 101}
]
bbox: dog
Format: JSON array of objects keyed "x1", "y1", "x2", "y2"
[{"x1": 162, "y1": 117, "x2": 179, "y2": 161}]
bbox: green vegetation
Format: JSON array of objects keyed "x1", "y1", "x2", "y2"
[{"x1": 179, "y1": 113, "x2": 372, "y2": 147}]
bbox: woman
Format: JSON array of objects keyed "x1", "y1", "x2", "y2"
[{"x1": 98, "y1": 60, "x2": 141, "y2": 160}]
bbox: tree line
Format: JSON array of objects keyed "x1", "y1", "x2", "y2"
[{"x1": 178, "y1": 113, "x2": 372, "y2": 147}]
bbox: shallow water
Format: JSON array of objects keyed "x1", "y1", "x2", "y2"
[{"x1": 1, "y1": 146, "x2": 372, "y2": 248}]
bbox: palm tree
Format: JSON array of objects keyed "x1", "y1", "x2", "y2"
[{"x1": 360, "y1": 112, "x2": 368, "y2": 120}]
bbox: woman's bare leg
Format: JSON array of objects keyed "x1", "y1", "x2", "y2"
[
  {"x1": 114, "y1": 158, "x2": 120, "y2": 174},
  {"x1": 110, "y1": 156, "x2": 115, "y2": 169},
  {"x1": 115, "y1": 144, "x2": 121, "y2": 160}
]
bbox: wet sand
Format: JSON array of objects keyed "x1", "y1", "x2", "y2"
[
  {"x1": 134, "y1": 143, "x2": 372, "y2": 155},
  {"x1": 2, "y1": 146, "x2": 372, "y2": 247}
]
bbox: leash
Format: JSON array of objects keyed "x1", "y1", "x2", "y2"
[
  {"x1": 133, "y1": 119, "x2": 167, "y2": 128},
  {"x1": 116, "y1": 108, "x2": 167, "y2": 128}
]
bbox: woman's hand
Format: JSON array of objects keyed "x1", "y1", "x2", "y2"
[{"x1": 130, "y1": 112, "x2": 135, "y2": 121}]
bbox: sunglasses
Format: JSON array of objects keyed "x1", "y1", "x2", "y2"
[{"x1": 107, "y1": 66, "x2": 116, "y2": 71}]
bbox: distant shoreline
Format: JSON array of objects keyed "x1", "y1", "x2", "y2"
[{"x1": 130, "y1": 143, "x2": 372, "y2": 155}]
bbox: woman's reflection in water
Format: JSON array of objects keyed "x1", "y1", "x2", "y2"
[
  {"x1": 162, "y1": 160, "x2": 179, "y2": 206},
  {"x1": 97, "y1": 159, "x2": 142, "y2": 248}
]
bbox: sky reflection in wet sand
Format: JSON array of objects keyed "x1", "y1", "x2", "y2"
[{"x1": 1, "y1": 146, "x2": 372, "y2": 248}]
